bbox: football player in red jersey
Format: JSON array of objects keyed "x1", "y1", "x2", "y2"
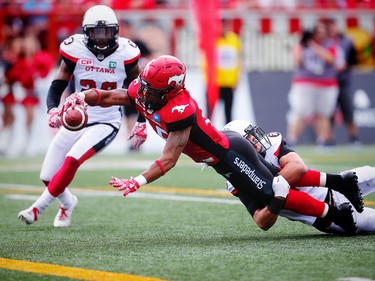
[
  {"x1": 18, "y1": 5, "x2": 147, "y2": 227},
  {"x1": 64, "y1": 55, "x2": 356, "y2": 234}
]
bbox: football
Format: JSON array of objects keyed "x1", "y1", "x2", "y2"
[{"x1": 61, "y1": 105, "x2": 88, "y2": 131}]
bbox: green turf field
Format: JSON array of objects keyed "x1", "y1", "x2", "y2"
[{"x1": 1, "y1": 145, "x2": 375, "y2": 281}]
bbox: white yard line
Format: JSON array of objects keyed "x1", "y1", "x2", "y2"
[{"x1": 1, "y1": 184, "x2": 240, "y2": 205}]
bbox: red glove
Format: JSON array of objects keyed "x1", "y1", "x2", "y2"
[
  {"x1": 63, "y1": 93, "x2": 88, "y2": 111},
  {"x1": 128, "y1": 122, "x2": 147, "y2": 150},
  {"x1": 48, "y1": 107, "x2": 62, "y2": 128},
  {"x1": 109, "y1": 176, "x2": 140, "y2": 197}
]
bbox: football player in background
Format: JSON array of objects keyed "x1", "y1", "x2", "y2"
[
  {"x1": 223, "y1": 120, "x2": 373, "y2": 235},
  {"x1": 18, "y1": 5, "x2": 147, "y2": 227},
  {"x1": 63, "y1": 55, "x2": 358, "y2": 232}
]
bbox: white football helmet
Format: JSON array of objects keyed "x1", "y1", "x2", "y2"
[
  {"x1": 223, "y1": 120, "x2": 271, "y2": 153},
  {"x1": 82, "y1": 5, "x2": 119, "y2": 57},
  {"x1": 222, "y1": 120, "x2": 250, "y2": 137}
]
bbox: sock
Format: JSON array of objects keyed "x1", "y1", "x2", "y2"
[
  {"x1": 31, "y1": 188, "x2": 56, "y2": 214},
  {"x1": 292, "y1": 169, "x2": 321, "y2": 187},
  {"x1": 48, "y1": 156, "x2": 80, "y2": 197},
  {"x1": 284, "y1": 189, "x2": 326, "y2": 217},
  {"x1": 57, "y1": 188, "x2": 75, "y2": 209},
  {"x1": 324, "y1": 205, "x2": 339, "y2": 221},
  {"x1": 325, "y1": 173, "x2": 344, "y2": 190}
]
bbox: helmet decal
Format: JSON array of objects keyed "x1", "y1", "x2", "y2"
[{"x1": 168, "y1": 73, "x2": 185, "y2": 87}]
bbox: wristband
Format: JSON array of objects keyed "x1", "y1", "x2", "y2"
[
  {"x1": 134, "y1": 175, "x2": 147, "y2": 187},
  {"x1": 93, "y1": 88, "x2": 101, "y2": 106},
  {"x1": 155, "y1": 160, "x2": 166, "y2": 175}
]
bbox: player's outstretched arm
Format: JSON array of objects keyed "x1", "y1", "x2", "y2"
[
  {"x1": 78, "y1": 88, "x2": 133, "y2": 107},
  {"x1": 109, "y1": 126, "x2": 192, "y2": 196},
  {"x1": 143, "y1": 126, "x2": 191, "y2": 182}
]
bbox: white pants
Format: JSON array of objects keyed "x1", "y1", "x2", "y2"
[
  {"x1": 40, "y1": 124, "x2": 118, "y2": 181},
  {"x1": 288, "y1": 83, "x2": 339, "y2": 119},
  {"x1": 280, "y1": 166, "x2": 375, "y2": 234}
]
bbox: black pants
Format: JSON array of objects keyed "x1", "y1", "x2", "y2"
[
  {"x1": 219, "y1": 87, "x2": 234, "y2": 124},
  {"x1": 212, "y1": 131, "x2": 275, "y2": 203}
]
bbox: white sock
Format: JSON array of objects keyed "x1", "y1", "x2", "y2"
[
  {"x1": 57, "y1": 188, "x2": 74, "y2": 209},
  {"x1": 320, "y1": 172, "x2": 327, "y2": 187},
  {"x1": 31, "y1": 188, "x2": 56, "y2": 214},
  {"x1": 320, "y1": 203, "x2": 329, "y2": 218}
]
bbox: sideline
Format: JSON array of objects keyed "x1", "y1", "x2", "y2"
[{"x1": 0, "y1": 258, "x2": 168, "y2": 281}]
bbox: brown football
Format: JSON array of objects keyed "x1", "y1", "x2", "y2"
[{"x1": 61, "y1": 105, "x2": 88, "y2": 131}]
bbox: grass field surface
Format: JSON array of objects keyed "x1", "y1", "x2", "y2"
[{"x1": 1, "y1": 145, "x2": 375, "y2": 281}]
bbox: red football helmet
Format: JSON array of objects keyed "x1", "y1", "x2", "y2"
[{"x1": 137, "y1": 55, "x2": 186, "y2": 111}]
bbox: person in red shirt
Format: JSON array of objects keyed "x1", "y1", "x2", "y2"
[{"x1": 63, "y1": 55, "x2": 357, "y2": 234}]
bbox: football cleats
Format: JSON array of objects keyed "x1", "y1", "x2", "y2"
[
  {"x1": 82, "y1": 5, "x2": 119, "y2": 58},
  {"x1": 223, "y1": 120, "x2": 271, "y2": 153},
  {"x1": 137, "y1": 55, "x2": 186, "y2": 111}
]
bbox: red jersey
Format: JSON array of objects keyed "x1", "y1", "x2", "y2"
[{"x1": 128, "y1": 78, "x2": 229, "y2": 165}]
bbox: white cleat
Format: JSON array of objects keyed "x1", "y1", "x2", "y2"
[
  {"x1": 53, "y1": 196, "x2": 78, "y2": 227},
  {"x1": 18, "y1": 207, "x2": 39, "y2": 225}
]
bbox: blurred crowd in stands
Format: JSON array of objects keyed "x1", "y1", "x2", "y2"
[
  {"x1": 0, "y1": 0, "x2": 374, "y2": 10},
  {"x1": 0, "y1": 0, "x2": 374, "y2": 155}
]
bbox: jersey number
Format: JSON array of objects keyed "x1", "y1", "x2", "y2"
[
  {"x1": 79, "y1": 80, "x2": 117, "y2": 91},
  {"x1": 80, "y1": 80, "x2": 117, "y2": 107}
]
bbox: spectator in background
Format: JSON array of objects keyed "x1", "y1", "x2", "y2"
[
  {"x1": 213, "y1": 19, "x2": 241, "y2": 124},
  {"x1": 0, "y1": 26, "x2": 54, "y2": 155},
  {"x1": 286, "y1": 22, "x2": 342, "y2": 147},
  {"x1": 325, "y1": 18, "x2": 360, "y2": 145}
]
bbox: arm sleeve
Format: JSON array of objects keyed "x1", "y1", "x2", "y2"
[{"x1": 46, "y1": 79, "x2": 69, "y2": 112}]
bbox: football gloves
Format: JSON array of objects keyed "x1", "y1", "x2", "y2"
[
  {"x1": 272, "y1": 175, "x2": 290, "y2": 198},
  {"x1": 48, "y1": 107, "x2": 62, "y2": 128},
  {"x1": 128, "y1": 122, "x2": 147, "y2": 150},
  {"x1": 109, "y1": 176, "x2": 140, "y2": 197},
  {"x1": 64, "y1": 93, "x2": 88, "y2": 111}
]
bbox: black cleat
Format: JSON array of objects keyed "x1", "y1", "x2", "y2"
[
  {"x1": 339, "y1": 172, "x2": 364, "y2": 213},
  {"x1": 332, "y1": 202, "x2": 357, "y2": 235}
]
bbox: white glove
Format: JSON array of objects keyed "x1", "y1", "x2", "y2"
[
  {"x1": 272, "y1": 175, "x2": 290, "y2": 198},
  {"x1": 128, "y1": 122, "x2": 147, "y2": 150},
  {"x1": 48, "y1": 107, "x2": 62, "y2": 128}
]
